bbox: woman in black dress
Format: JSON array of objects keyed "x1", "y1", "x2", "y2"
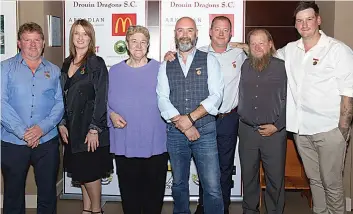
[{"x1": 58, "y1": 19, "x2": 112, "y2": 214}]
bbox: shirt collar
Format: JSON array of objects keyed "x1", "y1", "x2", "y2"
[
  {"x1": 296, "y1": 30, "x2": 329, "y2": 50},
  {"x1": 177, "y1": 47, "x2": 197, "y2": 59},
  {"x1": 16, "y1": 52, "x2": 48, "y2": 66},
  {"x1": 208, "y1": 43, "x2": 232, "y2": 53}
]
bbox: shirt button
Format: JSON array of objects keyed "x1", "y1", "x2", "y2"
[
  {"x1": 32, "y1": 94, "x2": 34, "y2": 96},
  {"x1": 185, "y1": 99, "x2": 188, "y2": 101},
  {"x1": 255, "y1": 107, "x2": 257, "y2": 109},
  {"x1": 32, "y1": 84, "x2": 35, "y2": 86},
  {"x1": 30, "y1": 116, "x2": 32, "y2": 118},
  {"x1": 255, "y1": 96, "x2": 258, "y2": 98},
  {"x1": 258, "y1": 76, "x2": 260, "y2": 78},
  {"x1": 256, "y1": 85, "x2": 258, "y2": 87},
  {"x1": 31, "y1": 105, "x2": 33, "y2": 107}
]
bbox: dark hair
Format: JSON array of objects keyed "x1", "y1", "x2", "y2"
[
  {"x1": 210, "y1": 16, "x2": 232, "y2": 31},
  {"x1": 293, "y1": 1, "x2": 320, "y2": 17},
  {"x1": 17, "y1": 22, "x2": 44, "y2": 41}
]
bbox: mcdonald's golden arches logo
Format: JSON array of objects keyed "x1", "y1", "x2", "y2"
[{"x1": 112, "y1": 14, "x2": 137, "y2": 36}]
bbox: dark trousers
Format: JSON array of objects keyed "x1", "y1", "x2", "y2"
[
  {"x1": 115, "y1": 152, "x2": 168, "y2": 214},
  {"x1": 198, "y1": 110, "x2": 239, "y2": 214},
  {"x1": 238, "y1": 121, "x2": 287, "y2": 214},
  {"x1": 1, "y1": 137, "x2": 60, "y2": 214}
]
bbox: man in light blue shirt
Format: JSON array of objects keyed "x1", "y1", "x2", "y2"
[
  {"x1": 157, "y1": 17, "x2": 224, "y2": 214},
  {"x1": 1, "y1": 22, "x2": 63, "y2": 214}
]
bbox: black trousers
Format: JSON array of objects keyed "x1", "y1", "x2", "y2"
[
  {"x1": 198, "y1": 110, "x2": 239, "y2": 214},
  {"x1": 1, "y1": 137, "x2": 60, "y2": 214},
  {"x1": 115, "y1": 152, "x2": 168, "y2": 214},
  {"x1": 238, "y1": 121, "x2": 287, "y2": 214}
]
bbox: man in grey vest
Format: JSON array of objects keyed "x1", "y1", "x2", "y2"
[{"x1": 157, "y1": 17, "x2": 225, "y2": 214}]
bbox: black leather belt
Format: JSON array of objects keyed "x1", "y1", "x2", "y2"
[{"x1": 217, "y1": 107, "x2": 237, "y2": 119}]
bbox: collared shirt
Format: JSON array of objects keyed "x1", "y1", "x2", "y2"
[
  {"x1": 277, "y1": 31, "x2": 353, "y2": 135},
  {"x1": 238, "y1": 57, "x2": 287, "y2": 131},
  {"x1": 157, "y1": 48, "x2": 224, "y2": 121},
  {"x1": 199, "y1": 44, "x2": 247, "y2": 113},
  {"x1": 1, "y1": 53, "x2": 64, "y2": 145}
]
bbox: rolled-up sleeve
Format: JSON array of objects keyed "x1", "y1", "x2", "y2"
[
  {"x1": 335, "y1": 44, "x2": 353, "y2": 98},
  {"x1": 156, "y1": 61, "x2": 180, "y2": 121},
  {"x1": 200, "y1": 54, "x2": 224, "y2": 116}
]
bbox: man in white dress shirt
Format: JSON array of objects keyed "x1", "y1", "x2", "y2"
[{"x1": 276, "y1": 2, "x2": 353, "y2": 214}]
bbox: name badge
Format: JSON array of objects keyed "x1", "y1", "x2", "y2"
[
  {"x1": 44, "y1": 71, "x2": 50, "y2": 79},
  {"x1": 313, "y1": 58, "x2": 319, "y2": 65},
  {"x1": 195, "y1": 67, "x2": 202, "y2": 76}
]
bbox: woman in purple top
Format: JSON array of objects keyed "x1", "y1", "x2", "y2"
[{"x1": 108, "y1": 25, "x2": 168, "y2": 214}]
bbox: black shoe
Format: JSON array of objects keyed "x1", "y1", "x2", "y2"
[{"x1": 194, "y1": 205, "x2": 204, "y2": 214}]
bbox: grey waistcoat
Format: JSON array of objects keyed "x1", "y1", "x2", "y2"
[{"x1": 166, "y1": 50, "x2": 215, "y2": 128}]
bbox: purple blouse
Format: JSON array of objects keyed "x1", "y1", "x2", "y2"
[{"x1": 108, "y1": 59, "x2": 167, "y2": 158}]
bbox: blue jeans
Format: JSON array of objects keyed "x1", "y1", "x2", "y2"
[{"x1": 167, "y1": 121, "x2": 224, "y2": 214}]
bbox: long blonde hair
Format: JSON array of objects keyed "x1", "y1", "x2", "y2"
[
  {"x1": 247, "y1": 28, "x2": 276, "y2": 56},
  {"x1": 68, "y1": 19, "x2": 96, "y2": 66}
]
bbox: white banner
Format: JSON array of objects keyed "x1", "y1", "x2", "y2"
[
  {"x1": 160, "y1": 0, "x2": 244, "y2": 197},
  {"x1": 160, "y1": 0, "x2": 244, "y2": 58},
  {"x1": 64, "y1": 0, "x2": 146, "y2": 69},
  {"x1": 63, "y1": 0, "x2": 146, "y2": 196},
  {"x1": 64, "y1": 0, "x2": 244, "y2": 199},
  {"x1": 165, "y1": 142, "x2": 242, "y2": 198}
]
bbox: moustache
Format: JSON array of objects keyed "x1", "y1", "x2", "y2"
[{"x1": 178, "y1": 37, "x2": 192, "y2": 43}]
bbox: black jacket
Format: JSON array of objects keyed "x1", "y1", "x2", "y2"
[{"x1": 60, "y1": 54, "x2": 109, "y2": 153}]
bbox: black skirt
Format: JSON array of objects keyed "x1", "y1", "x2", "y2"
[{"x1": 64, "y1": 144, "x2": 114, "y2": 183}]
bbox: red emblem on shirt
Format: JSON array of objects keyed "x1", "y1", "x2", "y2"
[
  {"x1": 80, "y1": 67, "x2": 86, "y2": 74},
  {"x1": 44, "y1": 71, "x2": 50, "y2": 79},
  {"x1": 313, "y1": 58, "x2": 319, "y2": 65},
  {"x1": 232, "y1": 61, "x2": 236, "y2": 68}
]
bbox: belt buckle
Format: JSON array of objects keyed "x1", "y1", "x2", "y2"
[{"x1": 218, "y1": 113, "x2": 225, "y2": 119}]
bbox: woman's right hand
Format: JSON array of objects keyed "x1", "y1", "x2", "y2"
[
  {"x1": 110, "y1": 112, "x2": 127, "y2": 129},
  {"x1": 59, "y1": 125, "x2": 69, "y2": 144}
]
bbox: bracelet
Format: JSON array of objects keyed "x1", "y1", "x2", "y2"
[
  {"x1": 187, "y1": 113, "x2": 195, "y2": 125},
  {"x1": 89, "y1": 131, "x2": 98, "y2": 135}
]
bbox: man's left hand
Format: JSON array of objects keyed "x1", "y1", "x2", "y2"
[
  {"x1": 258, "y1": 124, "x2": 278, "y2": 137},
  {"x1": 174, "y1": 115, "x2": 193, "y2": 133},
  {"x1": 24, "y1": 125, "x2": 43, "y2": 144}
]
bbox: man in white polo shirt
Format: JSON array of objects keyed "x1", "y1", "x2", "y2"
[
  {"x1": 277, "y1": 2, "x2": 353, "y2": 214},
  {"x1": 195, "y1": 16, "x2": 246, "y2": 214}
]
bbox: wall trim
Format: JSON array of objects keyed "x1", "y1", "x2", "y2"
[
  {"x1": 347, "y1": 197, "x2": 352, "y2": 211},
  {"x1": 56, "y1": 178, "x2": 63, "y2": 196},
  {"x1": 0, "y1": 195, "x2": 37, "y2": 208}
]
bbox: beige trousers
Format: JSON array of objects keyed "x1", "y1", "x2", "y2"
[{"x1": 294, "y1": 127, "x2": 347, "y2": 214}]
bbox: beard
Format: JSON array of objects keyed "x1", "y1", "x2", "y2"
[
  {"x1": 249, "y1": 51, "x2": 272, "y2": 71},
  {"x1": 175, "y1": 36, "x2": 196, "y2": 52}
]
